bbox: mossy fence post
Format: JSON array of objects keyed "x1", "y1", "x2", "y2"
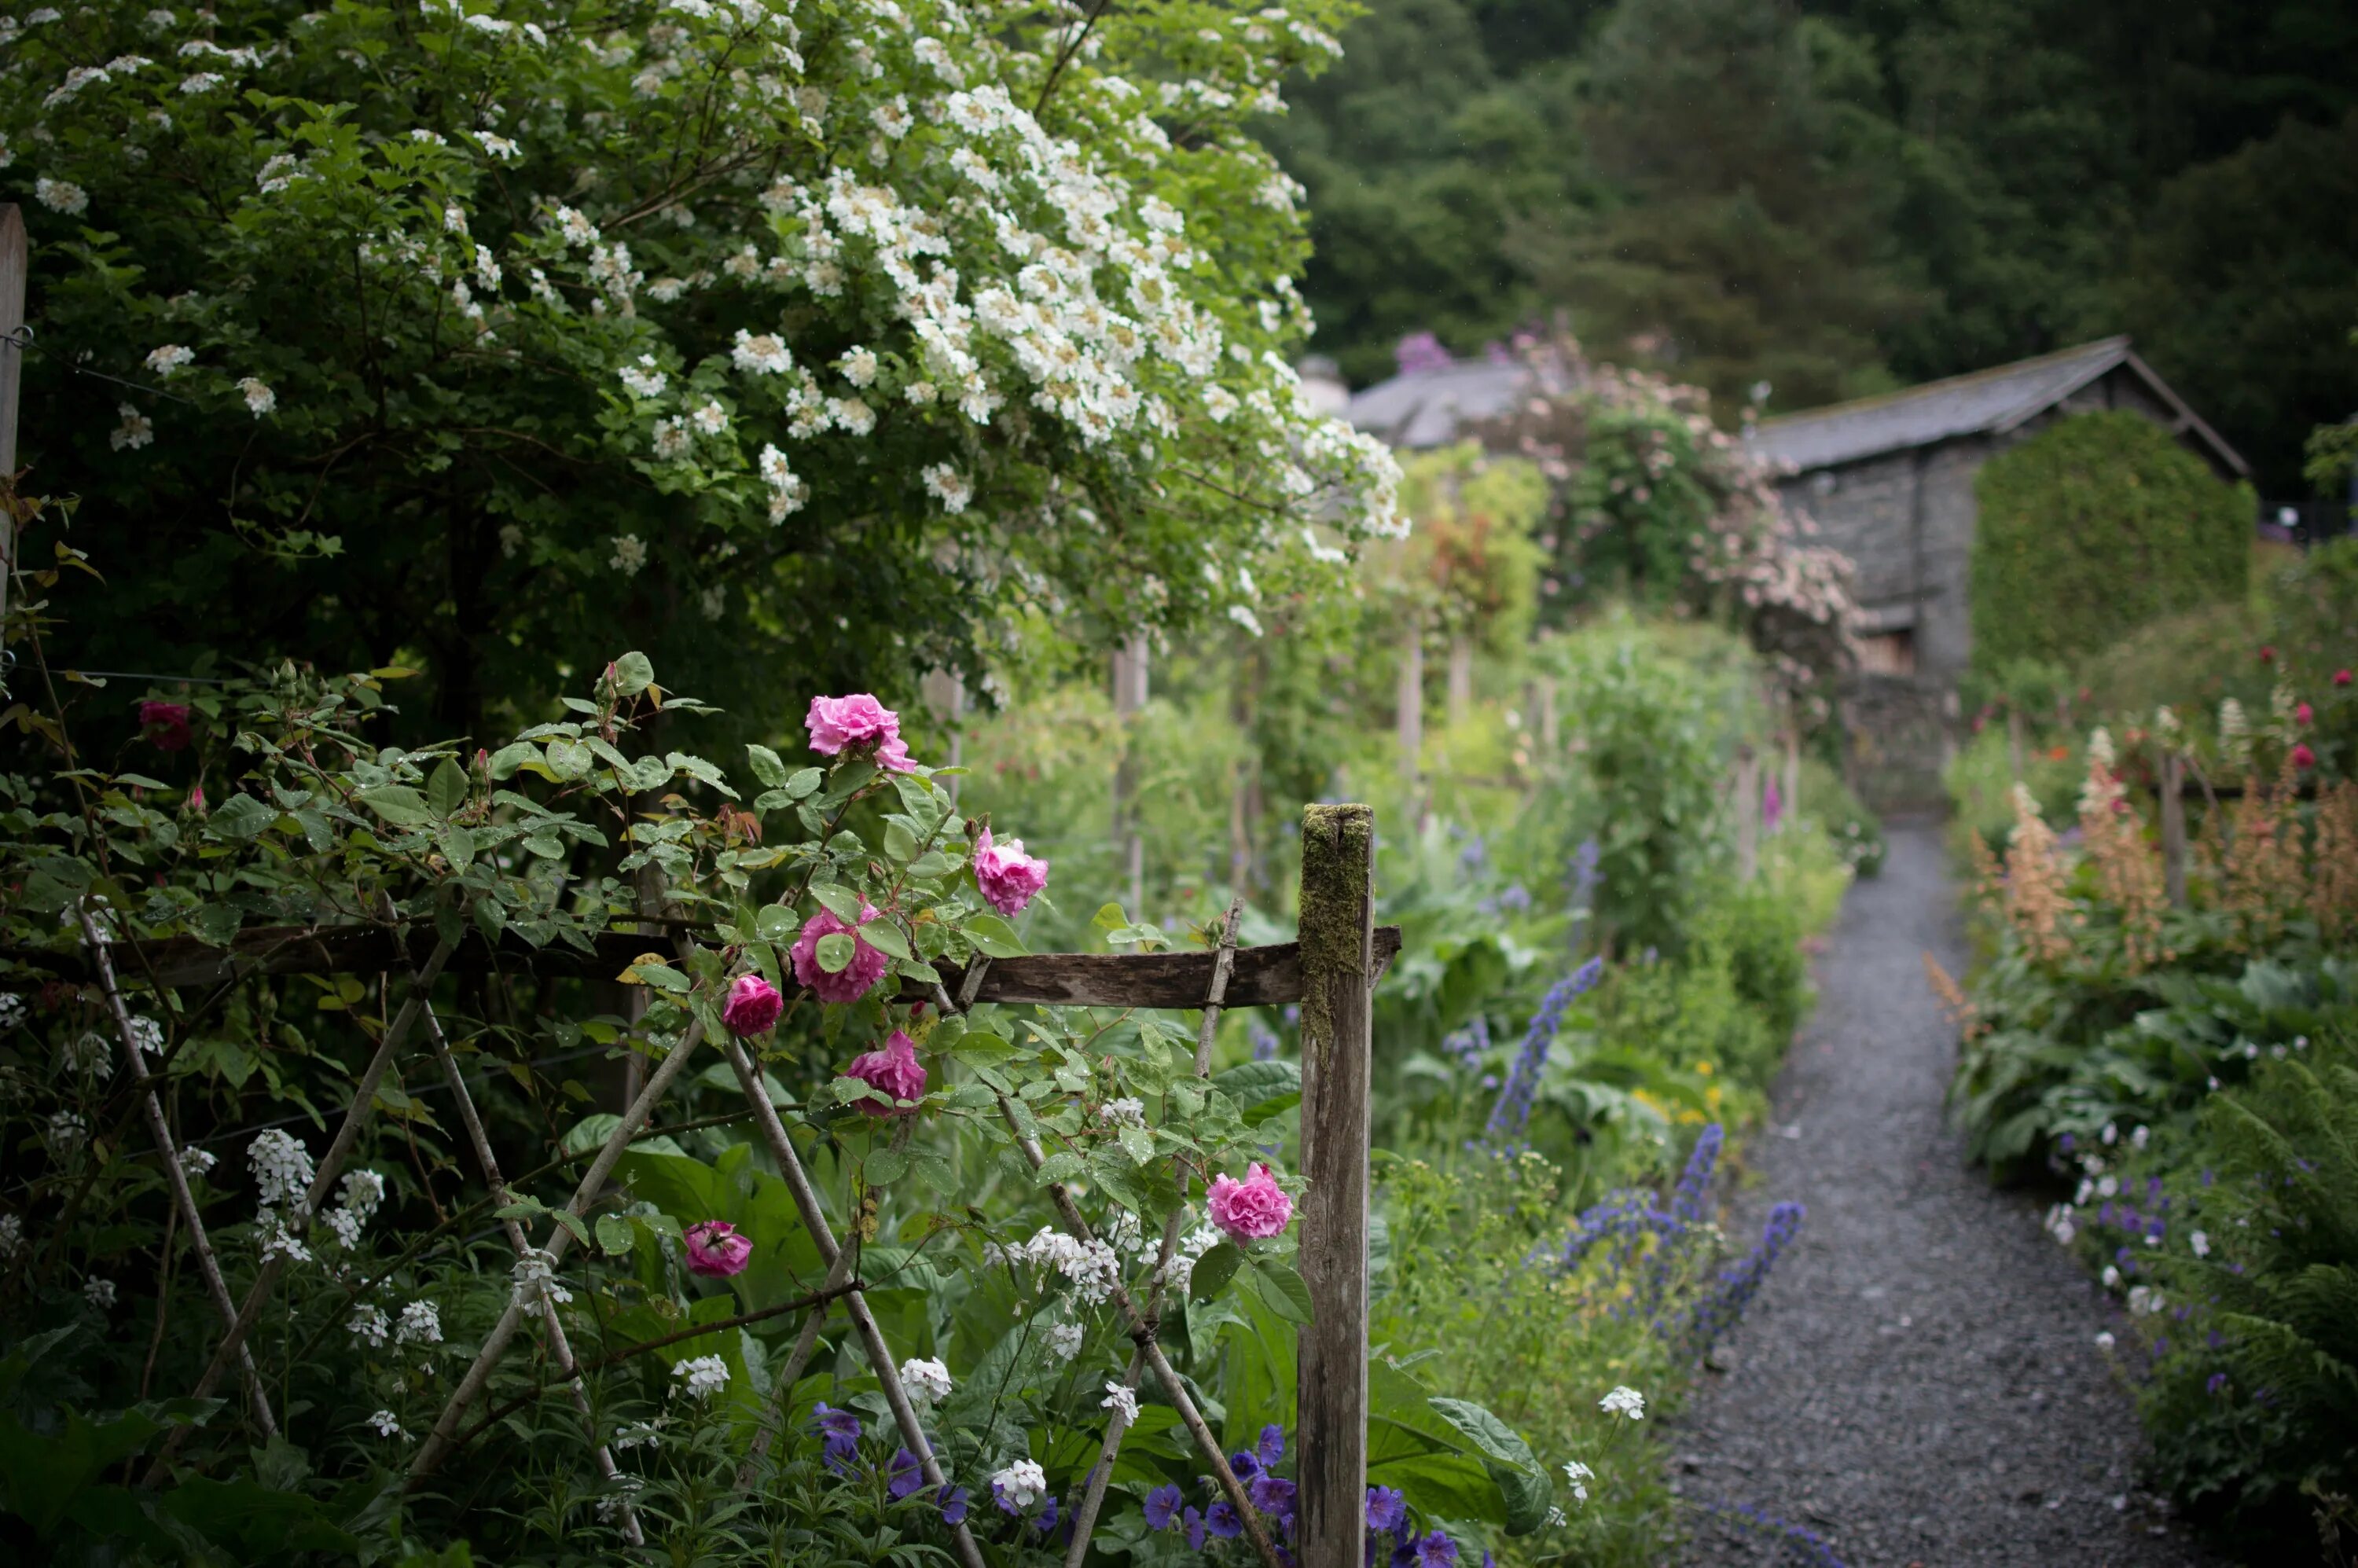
[{"x1": 1295, "y1": 803, "x2": 1376, "y2": 1568}]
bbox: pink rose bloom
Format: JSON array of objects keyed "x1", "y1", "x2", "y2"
[
  {"x1": 140, "y1": 700, "x2": 193, "y2": 752},
  {"x1": 683, "y1": 1220, "x2": 753, "y2": 1277},
  {"x1": 791, "y1": 903, "x2": 892, "y2": 1004},
  {"x1": 2296, "y1": 702, "x2": 2314, "y2": 725},
  {"x1": 2293, "y1": 742, "x2": 2317, "y2": 770},
  {"x1": 806, "y1": 693, "x2": 918, "y2": 773},
  {"x1": 721, "y1": 973, "x2": 784, "y2": 1037},
  {"x1": 973, "y1": 828, "x2": 1049, "y2": 916},
  {"x1": 1207, "y1": 1162, "x2": 1294, "y2": 1241},
  {"x1": 187, "y1": 784, "x2": 207, "y2": 815},
  {"x1": 843, "y1": 1029, "x2": 927, "y2": 1115}
]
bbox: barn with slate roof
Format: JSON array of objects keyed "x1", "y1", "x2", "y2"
[
  {"x1": 1740, "y1": 336, "x2": 2248, "y2": 805},
  {"x1": 1339, "y1": 336, "x2": 2250, "y2": 808}
]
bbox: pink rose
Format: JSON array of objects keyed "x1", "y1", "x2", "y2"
[
  {"x1": 684, "y1": 1220, "x2": 753, "y2": 1277},
  {"x1": 2296, "y1": 702, "x2": 2313, "y2": 725},
  {"x1": 791, "y1": 903, "x2": 892, "y2": 1004},
  {"x1": 139, "y1": 700, "x2": 193, "y2": 752},
  {"x1": 721, "y1": 973, "x2": 784, "y2": 1037},
  {"x1": 843, "y1": 1028, "x2": 927, "y2": 1115},
  {"x1": 973, "y1": 828, "x2": 1049, "y2": 916},
  {"x1": 187, "y1": 784, "x2": 207, "y2": 815},
  {"x1": 2293, "y1": 742, "x2": 2317, "y2": 770},
  {"x1": 806, "y1": 693, "x2": 918, "y2": 773},
  {"x1": 1207, "y1": 1162, "x2": 1294, "y2": 1241}
]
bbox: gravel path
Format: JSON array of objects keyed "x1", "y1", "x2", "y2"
[{"x1": 1671, "y1": 823, "x2": 2210, "y2": 1568}]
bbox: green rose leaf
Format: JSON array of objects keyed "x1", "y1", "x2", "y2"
[
  {"x1": 208, "y1": 793, "x2": 277, "y2": 839},
  {"x1": 815, "y1": 931, "x2": 855, "y2": 973},
  {"x1": 963, "y1": 913, "x2": 1027, "y2": 958},
  {"x1": 810, "y1": 883, "x2": 865, "y2": 925},
  {"x1": 745, "y1": 744, "x2": 791, "y2": 788},
  {"x1": 1189, "y1": 1242, "x2": 1243, "y2": 1303},
  {"x1": 595, "y1": 1214, "x2": 634, "y2": 1257},
  {"x1": 354, "y1": 786, "x2": 432, "y2": 829},
  {"x1": 611, "y1": 652, "x2": 656, "y2": 696},
  {"x1": 428, "y1": 756, "x2": 468, "y2": 818}
]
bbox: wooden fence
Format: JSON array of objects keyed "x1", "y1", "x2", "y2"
[{"x1": 63, "y1": 802, "x2": 1396, "y2": 1568}]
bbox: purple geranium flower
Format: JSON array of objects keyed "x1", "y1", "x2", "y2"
[
  {"x1": 1251, "y1": 1475, "x2": 1297, "y2": 1520},
  {"x1": 941, "y1": 1486, "x2": 970, "y2": 1526},
  {"x1": 1416, "y1": 1531, "x2": 1459, "y2": 1568},
  {"x1": 1145, "y1": 1485, "x2": 1185, "y2": 1531},
  {"x1": 1207, "y1": 1500, "x2": 1243, "y2": 1539},
  {"x1": 1038, "y1": 1496, "x2": 1060, "y2": 1534},
  {"x1": 1230, "y1": 1449, "x2": 1262, "y2": 1481},
  {"x1": 813, "y1": 1402, "x2": 862, "y2": 1469},
  {"x1": 1365, "y1": 1486, "x2": 1408, "y2": 1532},
  {"x1": 1389, "y1": 1530, "x2": 1420, "y2": 1568},
  {"x1": 888, "y1": 1449, "x2": 924, "y2": 1500},
  {"x1": 1257, "y1": 1425, "x2": 1285, "y2": 1467},
  {"x1": 1185, "y1": 1507, "x2": 1207, "y2": 1550}
]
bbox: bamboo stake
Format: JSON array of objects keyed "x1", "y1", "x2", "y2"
[
  {"x1": 77, "y1": 907, "x2": 275, "y2": 1437},
  {"x1": 419, "y1": 1000, "x2": 642, "y2": 1547},
  {"x1": 408, "y1": 1008, "x2": 710, "y2": 1484},
  {"x1": 151, "y1": 933, "x2": 459, "y2": 1480},
  {"x1": 711, "y1": 1027, "x2": 988, "y2": 1568},
  {"x1": 1061, "y1": 898, "x2": 1246, "y2": 1567}
]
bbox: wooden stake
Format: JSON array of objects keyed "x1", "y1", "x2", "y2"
[
  {"x1": 79, "y1": 907, "x2": 275, "y2": 1438},
  {"x1": 0, "y1": 204, "x2": 23, "y2": 624},
  {"x1": 1295, "y1": 804, "x2": 1373, "y2": 1568},
  {"x1": 2161, "y1": 751, "x2": 2188, "y2": 908}
]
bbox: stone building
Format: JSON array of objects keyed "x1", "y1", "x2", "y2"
[
  {"x1": 1741, "y1": 336, "x2": 2248, "y2": 807},
  {"x1": 1337, "y1": 336, "x2": 2250, "y2": 810}
]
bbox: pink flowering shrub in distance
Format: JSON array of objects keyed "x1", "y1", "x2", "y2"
[
  {"x1": 721, "y1": 974, "x2": 784, "y2": 1037},
  {"x1": 791, "y1": 904, "x2": 892, "y2": 1004},
  {"x1": 684, "y1": 1221, "x2": 754, "y2": 1277},
  {"x1": 806, "y1": 693, "x2": 915, "y2": 773},
  {"x1": 843, "y1": 1030, "x2": 928, "y2": 1115},
  {"x1": 1207, "y1": 1163, "x2": 1295, "y2": 1241},
  {"x1": 973, "y1": 828, "x2": 1049, "y2": 916}
]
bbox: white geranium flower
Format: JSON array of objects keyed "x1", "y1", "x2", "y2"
[
  {"x1": 1100, "y1": 1381, "x2": 1139, "y2": 1423},
  {"x1": 991, "y1": 1459, "x2": 1047, "y2": 1509},
  {"x1": 1598, "y1": 1386, "x2": 1645, "y2": 1421},
  {"x1": 900, "y1": 1357, "x2": 953, "y2": 1403},
  {"x1": 366, "y1": 1409, "x2": 404, "y2": 1438},
  {"x1": 671, "y1": 1354, "x2": 729, "y2": 1400},
  {"x1": 349, "y1": 1305, "x2": 391, "y2": 1347}
]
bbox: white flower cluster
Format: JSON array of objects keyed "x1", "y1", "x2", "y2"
[
  {"x1": 59, "y1": 1031, "x2": 112, "y2": 1079},
  {"x1": 0, "y1": 993, "x2": 24, "y2": 1030},
  {"x1": 48, "y1": 1109, "x2": 87, "y2": 1152},
  {"x1": 512, "y1": 1247, "x2": 574, "y2": 1316},
  {"x1": 1563, "y1": 1459, "x2": 1593, "y2": 1504},
  {"x1": 992, "y1": 1458, "x2": 1047, "y2": 1509},
  {"x1": 1598, "y1": 1385, "x2": 1646, "y2": 1421},
  {"x1": 349, "y1": 1305, "x2": 391, "y2": 1347},
  {"x1": 1100, "y1": 1379, "x2": 1139, "y2": 1424},
  {"x1": 396, "y1": 1299, "x2": 443, "y2": 1346},
  {"x1": 322, "y1": 1168, "x2": 386, "y2": 1249},
  {"x1": 84, "y1": 1276, "x2": 117, "y2": 1309},
  {"x1": 249, "y1": 1129, "x2": 316, "y2": 1209},
  {"x1": 899, "y1": 1356, "x2": 953, "y2": 1404},
  {"x1": 1044, "y1": 1320, "x2": 1085, "y2": 1361},
  {"x1": 989, "y1": 1225, "x2": 1122, "y2": 1303},
  {"x1": 0, "y1": 1214, "x2": 22, "y2": 1259},
  {"x1": 366, "y1": 1409, "x2": 404, "y2": 1438},
  {"x1": 179, "y1": 1144, "x2": 217, "y2": 1181},
  {"x1": 671, "y1": 1353, "x2": 729, "y2": 1400}
]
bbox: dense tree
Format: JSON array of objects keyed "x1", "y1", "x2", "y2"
[{"x1": 1269, "y1": 0, "x2": 2358, "y2": 494}]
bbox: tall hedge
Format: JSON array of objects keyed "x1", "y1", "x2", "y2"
[{"x1": 1970, "y1": 412, "x2": 2253, "y2": 674}]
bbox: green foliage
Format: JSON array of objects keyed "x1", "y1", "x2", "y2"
[{"x1": 1969, "y1": 413, "x2": 2253, "y2": 678}]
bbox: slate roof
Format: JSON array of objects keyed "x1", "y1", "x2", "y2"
[
  {"x1": 1743, "y1": 336, "x2": 2250, "y2": 478},
  {"x1": 1345, "y1": 359, "x2": 1532, "y2": 449}
]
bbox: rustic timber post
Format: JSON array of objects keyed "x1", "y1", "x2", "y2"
[
  {"x1": 2160, "y1": 750, "x2": 2188, "y2": 907},
  {"x1": 1733, "y1": 745, "x2": 1760, "y2": 881},
  {"x1": 1295, "y1": 803, "x2": 1374, "y2": 1568},
  {"x1": 1, "y1": 204, "x2": 26, "y2": 625}
]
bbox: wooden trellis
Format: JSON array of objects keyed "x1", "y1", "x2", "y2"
[{"x1": 84, "y1": 803, "x2": 1393, "y2": 1568}]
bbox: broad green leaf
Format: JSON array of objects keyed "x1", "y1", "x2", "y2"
[
  {"x1": 611, "y1": 651, "x2": 656, "y2": 695},
  {"x1": 1034, "y1": 1151, "x2": 1086, "y2": 1188},
  {"x1": 963, "y1": 913, "x2": 1027, "y2": 958},
  {"x1": 1117, "y1": 1125, "x2": 1155, "y2": 1166},
  {"x1": 355, "y1": 785, "x2": 432, "y2": 828},
  {"x1": 785, "y1": 766, "x2": 823, "y2": 799},
  {"x1": 209, "y1": 792, "x2": 278, "y2": 839},
  {"x1": 860, "y1": 920, "x2": 912, "y2": 960},
  {"x1": 755, "y1": 904, "x2": 800, "y2": 942},
  {"x1": 428, "y1": 756, "x2": 468, "y2": 818},
  {"x1": 547, "y1": 1209, "x2": 591, "y2": 1248},
  {"x1": 486, "y1": 740, "x2": 540, "y2": 780},
  {"x1": 745, "y1": 744, "x2": 791, "y2": 788},
  {"x1": 1244, "y1": 1258, "x2": 1314, "y2": 1324},
  {"x1": 865, "y1": 1150, "x2": 909, "y2": 1185},
  {"x1": 1189, "y1": 1241, "x2": 1243, "y2": 1303},
  {"x1": 815, "y1": 931, "x2": 855, "y2": 973},
  {"x1": 810, "y1": 883, "x2": 865, "y2": 924},
  {"x1": 595, "y1": 1214, "x2": 634, "y2": 1256}
]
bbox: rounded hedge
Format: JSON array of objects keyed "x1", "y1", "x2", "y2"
[{"x1": 1970, "y1": 411, "x2": 2253, "y2": 675}]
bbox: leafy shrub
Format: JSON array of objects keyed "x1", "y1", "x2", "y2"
[
  {"x1": 1795, "y1": 757, "x2": 1884, "y2": 878},
  {"x1": 1970, "y1": 412, "x2": 2253, "y2": 679},
  {"x1": 2049, "y1": 1014, "x2": 2358, "y2": 1559}
]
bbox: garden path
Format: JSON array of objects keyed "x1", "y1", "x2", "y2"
[{"x1": 1673, "y1": 823, "x2": 2208, "y2": 1568}]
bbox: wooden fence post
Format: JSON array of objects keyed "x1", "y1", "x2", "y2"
[
  {"x1": 2161, "y1": 750, "x2": 2188, "y2": 907},
  {"x1": 1296, "y1": 803, "x2": 1374, "y2": 1568},
  {"x1": 1, "y1": 203, "x2": 26, "y2": 624}
]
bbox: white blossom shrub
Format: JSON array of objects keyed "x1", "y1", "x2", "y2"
[{"x1": 0, "y1": 0, "x2": 1401, "y2": 736}]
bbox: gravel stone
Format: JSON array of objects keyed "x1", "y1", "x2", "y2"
[{"x1": 1673, "y1": 824, "x2": 2209, "y2": 1567}]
